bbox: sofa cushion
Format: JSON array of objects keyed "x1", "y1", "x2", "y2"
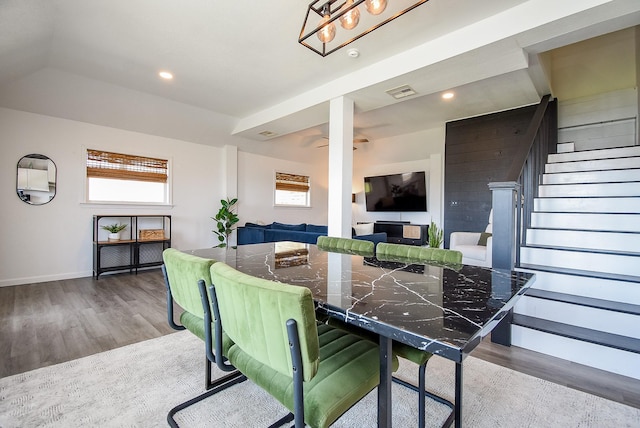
[
  {"x1": 238, "y1": 226, "x2": 267, "y2": 245},
  {"x1": 245, "y1": 222, "x2": 271, "y2": 229},
  {"x1": 353, "y1": 223, "x2": 374, "y2": 236},
  {"x1": 306, "y1": 224, "x2": 328, "y2": 234},
  {"x1": 265, "y1": 229, "x2": 323, "y2": 244},
  {"x1": 272, "y1": 222, "x2": 306, "y2": 231},
  {"x1": 477, "y1": 232, "x2": 492, "y2": 246}
]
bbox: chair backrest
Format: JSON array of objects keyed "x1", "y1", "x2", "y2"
[
  {"x1": 376, "y1": 242, "x2": 463, "y2": 265},
  {"x1": 316, "y1": 235, "x2": 374, "y2": 255},
  {"x1": 162, "y1": 248, "x2": 216, "y2": 318},
  {"x1": 210, "y1": 262, "x2": 320, "y2": 382}
]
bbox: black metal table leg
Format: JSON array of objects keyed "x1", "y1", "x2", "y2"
[
  {"x1": 378, "y1": 335, "x2": 393, "y2": 427},
  {"x1": 455, "y1": 361, "x2": 463, "y2": 428}
]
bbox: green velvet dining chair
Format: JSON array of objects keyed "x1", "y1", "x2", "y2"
[
  {"x1": 209, "y1": 261, "x2": 395, "y2": 428},
  {"x1": 316, "y1": 235, "x2": 375, "y2": 255},
  {"x1": 161, "y1": 248, "x2": 244, "y2": 427},
  {"x1": 375, "y1": 242, "x2": 462, "y2": 428}
]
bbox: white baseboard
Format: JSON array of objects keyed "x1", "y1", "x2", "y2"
[{"x1": 0, "y1": 271, "x2": 93, "y2": 287}]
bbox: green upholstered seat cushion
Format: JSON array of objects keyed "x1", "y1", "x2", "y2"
[
  {"x1": 327, "y1": 318, "x2": 432, "y2": 366},
  {"x1": 316, "y1": 236, "x2": 374, "y2": 256},
  {"x1": 228, "y1": 323, "x2": 388, "y2": 428},
  {"x1": 376, "y1": 242, "x2": 463, "y2": 265},
  {"x1": 162, "y1": 248, "x2": 216, "y2": 318},
  {"x1": 477, "y1": 232, "x2": 492, "y2": 246},
  {"x1": 210, "y1": 262, "x2": 320, "y2": 381},
  {"x1": 180, "y1": 311, "x2": 233, "y2": 354}
]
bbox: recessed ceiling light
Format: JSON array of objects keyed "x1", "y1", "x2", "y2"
[
  {"x1": 158, "y1": 71, "x2": 173, "y2": 80},
  {"x1": 442, "y1": 92, "x2": 454, "y2": 100}
]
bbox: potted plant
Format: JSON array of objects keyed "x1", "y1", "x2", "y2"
[
  {"x1": 428, "y1": 221, "x2": 443, "y2": 248},
  {"x1": 212, "y1": 197, "x2": 239, "y2": 248},
  {"x1": 101, "y1": 223, "x2": 128, "y2": 241}
]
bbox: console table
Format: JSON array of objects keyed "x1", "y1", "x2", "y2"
[
  {"x1": 92, "y1": 215, "x2": 171, "y2": 279},
  {"x1": 373, "y1": 221, "x2": 429, "y2": 246}
]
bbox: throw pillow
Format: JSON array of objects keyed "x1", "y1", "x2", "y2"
[
  {"x1": 272, "y1": 222, "x2": 306, "y2": 231},
  {"x1": 353, "y1": 223, "x2": 374, "y2": 236},
  {"x1": 477, "y1": 232, "x2": 492, "y2": 246}
]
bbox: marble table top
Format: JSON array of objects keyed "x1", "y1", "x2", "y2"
[{"x1": 188, "y1": 242, "x2": 535, "y2": 362}]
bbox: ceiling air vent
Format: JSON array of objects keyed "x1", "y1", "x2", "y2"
[
  {"x1": 258, "y1": 130, "x2": 278, "y2": 138},
  {"x1": 386, "y1": 85, "x2": 417, "y2": 100}
]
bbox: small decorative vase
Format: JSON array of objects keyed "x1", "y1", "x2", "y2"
[{"x1": 108, "y1": 233, "x2": 120, "y2": 241}]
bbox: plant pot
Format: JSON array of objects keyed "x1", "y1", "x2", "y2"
[{"x1": 108, "y1": 233, "x2": 120, "y2": 241}]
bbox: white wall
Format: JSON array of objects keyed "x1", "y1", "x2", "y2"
[
  {"x1": 558, "y1": 88, "x2": 638, "y2": 150},
  {"x1": 237, "y1": 152, "x2": 329, "y2": 226},
  {"x1": 352, "y1": 126, "x2": 445, "y2": 227},
  {"x1": 0, "y1": 108, "x2": 226, "y2": 286}
]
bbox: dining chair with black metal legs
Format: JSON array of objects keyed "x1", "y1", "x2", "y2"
[
  {"x1": 208, "y1": 261, "x2": 396, "y2": 428},
  {"x1": 161, "y1": 249, "x2": 245, "y2": 428}
]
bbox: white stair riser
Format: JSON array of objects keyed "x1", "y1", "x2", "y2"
[
  {"x1": 534, "y1": 197, "x2": 640, "y2": 213},
  {"x1": 542, "y1": 169, "x2": 640, "y2": 184},
  {"x1": 545, "y1": 157, "x2": 640, "y2": 173},
  {"x1": 512, "y1": 326, "x2": 640, "y2": 380},
  {"x1": 517, "y1": 269, "x2": 640, "y2": 304},
  {"x1": 538, "y1": 182, "x2": 640, "y2": 197},
  {"x1": 526, "y1": 229, "x2": 639, "y2": 253},
  {"x1": 520, "y1": 247, "x2": 640, "y2": 277},
  {"x1": 557, "y1": 142, "x2": 575, "y2": 153},
  {"x1": 531, "y1": 212, "x2": 640, "y2": 232},
  {"x1": 548, "y1": 146, "x2": 640, "y2": 163},
  {"x1": 514, "y1": 296, "x2": 639, "y2": 337}
]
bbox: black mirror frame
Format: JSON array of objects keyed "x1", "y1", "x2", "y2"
[{"x1": 16, "y1": 154, "x2": 57, "y2": 206}]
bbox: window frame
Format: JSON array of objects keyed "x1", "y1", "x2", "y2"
[
  {"x1": 82, "y1": 147, "x2": 173, "y2": 207},
  {"x1": 273, "y1": 171, "x2": 311, "y2": 208}
]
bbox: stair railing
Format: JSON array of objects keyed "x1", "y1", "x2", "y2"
[{"x1": 489, "y1": 95, "x2": 557, "y2": 269}]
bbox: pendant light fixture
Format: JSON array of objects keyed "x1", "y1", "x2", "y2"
[
  {"x1": 339, "y1": 0, "x2": 360, "y2": 30},
  {"x1": 299, "y1": 0, "x2": 430, "y2": 57},
  {"x1": 317, "y1": 3, "x2": 336, "y2": 43}
]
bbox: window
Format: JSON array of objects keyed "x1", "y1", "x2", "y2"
[
  {"x1": 275, "y1": 172, "x2": 310, "y2": 207},
  {"x1": 86, "y1": 149, "x2": 169, "y2": 204}
]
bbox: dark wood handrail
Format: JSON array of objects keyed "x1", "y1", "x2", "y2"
[{"x1": 506, "y1": 94, "x2": 552, "y2": 181}]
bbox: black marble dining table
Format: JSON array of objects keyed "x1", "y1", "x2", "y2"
[{"x1": 187, "y1": 241, "x2": 535, "y2": 428}]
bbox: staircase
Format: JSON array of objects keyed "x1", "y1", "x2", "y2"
[{"x1": 512, "y1": 144, "x2": 640, "y2": 380}]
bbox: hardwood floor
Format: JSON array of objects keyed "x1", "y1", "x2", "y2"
[{"x1": 1, "y1": 269, "x2": 639, "y2": 409}]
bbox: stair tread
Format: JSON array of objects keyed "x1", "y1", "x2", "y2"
[
  {"x1": 524, "y1": 288, "x2": 640, "y2": 315},
  {"x1": 523, "y1": 243, "x2": 640, "y2": 257},
  {"x1": 512, "y1": 314, "x2": 640, "y2": 354},
  {"x1": 519, "y1": 264, "x2": 640, "y2": 284}
]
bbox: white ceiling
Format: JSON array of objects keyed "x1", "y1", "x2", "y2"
[{"x1": 1, "y1": 0, "x2": 639, "y2": 161}]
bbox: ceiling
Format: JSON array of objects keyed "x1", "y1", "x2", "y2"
[{"x1": 1, "y1": 0, "x2": 639, "y2": 162}]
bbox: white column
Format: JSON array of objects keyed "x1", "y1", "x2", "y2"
[
  {"x1": 223, "y1": 145, "x2": 238, "y2": 246},
  {"x1": 327, "y1": 97, "x2": 354, "y2": 238}
]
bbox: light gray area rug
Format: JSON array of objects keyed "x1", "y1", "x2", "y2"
[{"x1": 1, "y1": 331, "x2": 638, "y2": 427}]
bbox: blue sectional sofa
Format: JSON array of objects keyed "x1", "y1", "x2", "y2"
[{"x1": 237, "y1": 222, "x2": 387, "y2": 246}]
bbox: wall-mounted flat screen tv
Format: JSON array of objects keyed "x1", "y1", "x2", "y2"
[{"x1": 364, "y1": 171, "x2": 427, "y2": 212}]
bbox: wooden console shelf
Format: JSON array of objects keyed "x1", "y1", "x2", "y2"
[
  {"x1": 373, "y1": 221, "x2": 429, "y2": 246},
  {"x1": 92, "y1": 215, "x2": 171, "y2": 279}
]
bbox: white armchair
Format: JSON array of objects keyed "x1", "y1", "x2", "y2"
[{"x1": 449, "y1": 210, "x2": 493, "y2": 268}]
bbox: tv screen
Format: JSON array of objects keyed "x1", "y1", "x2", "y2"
[{"x1": 364, "y1": 171, "x2": 427, "y2": 212}]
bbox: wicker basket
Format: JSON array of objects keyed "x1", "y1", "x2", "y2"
[{"x1": 139, "y1": 229, "x2": 165, "y2": 240}]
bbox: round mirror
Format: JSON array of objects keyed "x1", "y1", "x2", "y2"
[{"x1": 17, "y1": 154, "x2": 57, "y2": 205}]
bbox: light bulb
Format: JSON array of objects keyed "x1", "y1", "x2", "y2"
[
  {"x1": 339, "y1": 0, "x2": 360, "y2": 30},
  {"x1": 365, "y1": 0, "x2": 387, "y2": 15},
  {"x1": 317, "y1": 13, "x2": 336, "y2": 43}
]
